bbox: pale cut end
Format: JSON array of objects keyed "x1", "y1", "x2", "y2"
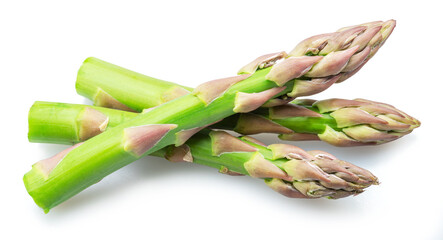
[
  {"x1": 161, "y1": 86, "x2": 190, "y2": 103},
  {"x1": 265, "y1": 178, "x2": 311, "y2": 198},
  {"x1": 305, "y1": 46, "x2": 359, "y2": 78},
  {"x1": 267, "y1": 143, "x2": 312, "y2": 160},
  {"x1": 269, "y1": 104, "x2": 322, "y2": 119},
  {"x1": 193, "y1": 74, "x2": 251, "y2": 105},
  {"x1": 78, "y1": 107, "x2": 109, "y2": 141},
  {"x1": 233, "y1": 87, "x2": 286, "y2": 113},
  {"x1": 318, "y1": 126, "x2": 374, "y2": 147},
  {"x1": 209, "y1": 131, "x2": 257, "y2": 156},
  {"x1": 123, "y1": 124, "x2": 177, "y2": 157},
  {"x1": 288, "y1": 75, "x2": 339, "y2": 98},
  {"x1": 244, "y1": 152, "x2": 292, "y2": 181},
  {"x1": 279, "y1": 133, "x2": 320, "y2": 141},
  {"x1": 238, "y1": 51, "x2": 287, "y2": 74},
  {"x1": 165, "y1": 145, "x2": 193, "y2": 163},
  {"x1": 330, "y1": 108, "x2": 388, "y2": 128},
  {"x1": 94, "y1": 88, "x2": 136, "y2": 112},
  {"x1": 34, "y1": 143, "x2": 84, "y2": 178},
  {"x1": 234, "y1": 113, "x2": 293, "y2": 135},
  {"x1": 266, "y1": 56, "x2": 323, "y2": 86},
  {"x1": 219, "y1": 166, "x2": 244, "y2": 176}
]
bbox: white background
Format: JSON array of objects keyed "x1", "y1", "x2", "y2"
[{"x1": 1, "y1": 1, "x2": 442, "y2": 239}]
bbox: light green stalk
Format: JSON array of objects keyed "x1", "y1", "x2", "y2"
[
  {"x1": 76, "y1": 58, "x2": 192, "y2": 111},
  {"x1": 77, "y1": 57, "x2": 419, "y2": 146},
  {"x1": 24, "y1": 20, "x2": 395, "y2": 212},
  {"x1": 29, "y1": 98, "x2": 420, "y2": 147},
  {"x1": 217, "y1": 98, "x2": 420, "y2": 146},
  {"x1": 28, "y1": 101, "x2": 378, "y2": 208},
  {"x1": 28, "y1": 102, "x2": 137, "y2": 144},
  {"x1": 76, "y1": 21, "x2": 417, "y2": 147}
]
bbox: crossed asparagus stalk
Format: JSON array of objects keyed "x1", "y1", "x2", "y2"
[{"x1": 24, "y1": 19, "x2": 419, "y2": 213}]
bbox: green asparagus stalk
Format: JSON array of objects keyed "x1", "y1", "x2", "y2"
[
  {"x1": 28, "y1": 102, "x2": 137, "y2": 144},
  {"x1": 219, "y1": 98, "x2": 420, "y2": 146},
  {"x1": 24, "y1": 20, "x2": 395, "y2": 212},
  {"x1": 29, "y1": 98, "x2": 420, "y2": 146},
  {"x1": 77, "y1": 59, "x2": 420, "y2": 147},
  {"x1": 76, "y1": 21, "x2": 415, "y2": 146},
  {"x1": 28, "y1": 102, "x2": 378, "y2": 206},
  {"x1": 77, "y1": 59, "x2": 419, "y2": 146},
  {"x1": 78, "y1": 21, "x2": 395, "y2": 112}
]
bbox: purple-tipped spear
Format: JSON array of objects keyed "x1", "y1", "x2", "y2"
[
  {"x1": 76, "y1": 21, "x2": 397, "y2": 113},
  {"x1": 234, "y1": 98, "x2": 420, "y2": 147},
  {"x1": 70, "y1": 21, "x2": 415, "y2": 147}
]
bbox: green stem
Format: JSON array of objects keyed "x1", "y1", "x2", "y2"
[
  {"x1": 76, "y1": 57, "x2": 192, "y2": 111},
  {"x1": 76, "y1": 57, "x2": 419, "y2": 146},
  {"x1": 29, "y1": 101, "x2": 137, "y2": 144},
  {"x1": 24, "y1": 67, "x2": 283, "y2": 212},
  {"x1": 77, "y1": 58, "x2": 335, "y2": 133},
  {"x1": 27, "y1": 101, "x2": 378, "y2": 212},
  {"x1": 25, "y1": 20, "x2": 396, "y2": 211},
  {"x1": 28, "y1": 101, "x2": 337, "y2": 144}
]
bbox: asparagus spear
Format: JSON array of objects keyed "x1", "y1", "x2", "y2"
[
  {"x1": 29, "y1": 98, "x2": 419, "y2": 146},
  {"x1": 76, "y1": 22, "x2": 415, "y2": 146},
  {"x1": 28, "y1": 102, "x2": 378, "y2": 205},
  {"x1": 221, "y1": 98, "x2": 420, "y2": 146},
  {"x1": 24, "y1": 20, "x2": 395, "y2": 212},
  {"x1": 78, "y1": 21, "x2": 395, "y2": 112},
  {"x1": 76, "y1": 58, "x2": 419, "y2": 146}
]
